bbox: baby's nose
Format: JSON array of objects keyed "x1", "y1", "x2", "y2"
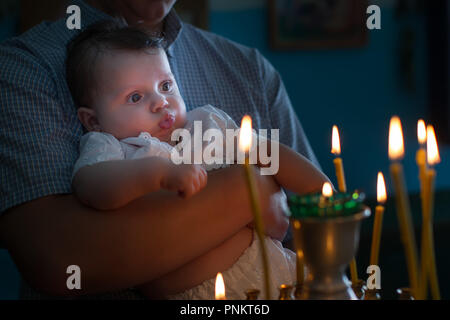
[{"x1": 150, "y1": 94, "x2": 168, "y2": 112}]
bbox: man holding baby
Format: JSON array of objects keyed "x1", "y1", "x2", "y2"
[{"x1": 0, "y1": 0, "x2": 322, "y2": 299}]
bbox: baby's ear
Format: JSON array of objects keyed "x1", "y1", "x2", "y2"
[{"x1": 77, "y1": 107, "x2": 101, "y2": 132}]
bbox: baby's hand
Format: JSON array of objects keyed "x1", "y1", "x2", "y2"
[{"x1": 161, "y1": 164, "x2": 208, "y2": 198}]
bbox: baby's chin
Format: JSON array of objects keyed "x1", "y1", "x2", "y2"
[
  {"x1": 158, "y1": 129, "x2": 181, "y2": 146},
  {"x1": 162, "y1": 135, "x2": 177, "y2": 146}
]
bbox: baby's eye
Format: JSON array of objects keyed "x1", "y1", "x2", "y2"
[
  {"x1": 128, "y1": 93, "x2": 143, "y2": 103},
  {"x1": 161, "y1": 81, "x2": 173, "y2": 92}
]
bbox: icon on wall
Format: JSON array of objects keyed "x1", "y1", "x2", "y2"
[{"x1": 269, "y1": 0, "x2": 368, "y2": 50}]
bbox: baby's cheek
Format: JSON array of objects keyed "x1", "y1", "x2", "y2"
[
  {"x1": 105, "y1": 113, "x2": 141, "y2": 138},
  {"x1": 175, "y1": 105, "x2": 187, "y2": 127}
]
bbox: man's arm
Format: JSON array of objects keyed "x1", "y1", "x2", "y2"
[
  {"x1": 257, "y1": 50, "x2": 321, "y2": 170},
  {"x1": 0, "y1": 164, "x2": 286, "y2": 296}
]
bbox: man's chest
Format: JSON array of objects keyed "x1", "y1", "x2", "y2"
[{"x1": 168, "y1": 50, "x2": 271, "y2": 131}]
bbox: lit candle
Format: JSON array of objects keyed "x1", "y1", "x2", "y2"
[
  {"x1": 331, "y1": 125, "x2": 358, "y2": 285},
  {"x1": 322, "y1": 181, "x2": 333, "y2": 197},
  {"x1": 421, "y1": 125, "x2": 441, "y2": 300},
  {"x1": 318, "y1": 182, "x2": 333, "y2": 217},
  {"x1": 239, "y1": 115, "x2": 271, "y2": 300},
  {"x1": 331, "y1": 125, "x2": 347, "y2": 192},
  {"x1": 416, "y1": 120, "x2": 428, "y2": 193},
  {"x1": 215, "y1": 272, "x2": 226, "y2": 300},
  {"x1": 370, "y1": 172, "x2": 386, "y2": 267},
  {"x1": 388, "y1": 116, "x2": 419, "y2": 298},
  {"x1": 417, "y1": 120, "x2": 428, "y2": 299}
]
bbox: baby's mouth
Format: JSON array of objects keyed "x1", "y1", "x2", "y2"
[{"x1": 158, "y1": 112, "x2": 175, "y2": 130}]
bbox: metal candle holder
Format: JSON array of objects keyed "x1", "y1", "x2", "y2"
[{"x1": 288, "y1": 192, "x2": 371, "y2": 300}]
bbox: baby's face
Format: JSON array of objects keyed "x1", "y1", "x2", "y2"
[{"x1": 90, "y1": 48, "x2": 186, "y2": 142}]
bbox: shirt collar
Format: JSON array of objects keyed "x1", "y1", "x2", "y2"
[
  {"x1": 74, "y1": 0, "x2": 182, "y2": 58},
  {"x1": 162, "y1": 9, "x2": 183, "y2": 58}
]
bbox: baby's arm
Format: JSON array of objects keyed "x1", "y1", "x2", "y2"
[
  {"x1": 72, "y1": 157, "x2": 207, "y2": 211},
  {"x1": 267, "y1": 142, "x2": 331, "y2": 195},
  {"x1": 243, "y1": 140, "x2": 329, "y2": 240}
]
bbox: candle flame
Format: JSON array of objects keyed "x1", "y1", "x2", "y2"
[
  {"x1": 427, "y1": 125, "x2": 440, "y2": 166},
  {"x1": 239, "y1": 115, "x2": 252, "y2": 153},
  {"x1": 322, "y1": 182, "x2": 333, "y2": 197},
  {"x1": 331, "y1": 125, "x2": 341, "y2": 155},
  {"x1": 388, "y1": 116, "x2": 404, "y2": 160},
  {"x1": 215, "y1": 272, "x2": 226, "y2": 300},
  {"x1": 377, "y1": 172, "x2": 387, "y2": 204},
  {"x1": 417, "y1": 119, "x2": 426, "y2": 145}
]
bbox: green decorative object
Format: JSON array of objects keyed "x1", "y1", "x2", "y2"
[{"x1": 287, "y1": 190, "x2": 366, "y2": 219}]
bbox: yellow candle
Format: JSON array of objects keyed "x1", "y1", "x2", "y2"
[
  {"x1": 424, "y1": 125, "x2": 441, "y2": 300},
  {"x1": 388, "y1": 116, "x2": 419, "y2": 298},
  {"x1": 417, "y1": 120, "x2": 428, "y2": 300},
  {"x1": 349, "y1": 259, "x2": 358, "y2": 285},
  {"x1": 370, "y1": 172, "x2": 387, "y2": 267},
  {"x1": 419, "y1": 171, "x2": 430, "y2": 300},
  {"x1": 370, "y1": 206, "x2": 384, "y2": 266},
  {"x1": 416, "y1": 119, "x2": 427, "y2": 190},
  {"x1": 332, "y1": 125, "x2": 347, "y2": 193},
  {"x1": 239, "y1": 115, "x2": 271, "y2": 300},
  {"x1": 424, "y1": 169, "x2": 440, "y2": 300},
  {"x1": 390, "y1": 163, "x2": 419, "y2": 297},
  {"x1": 333, "y1": 157, "x2": 347, "y2": 193},
  {"x1": 417, "y1": 147, "x2": 427, "y2": 206},
  {"x1": 331, "y1": 125, "x2": 358, "y2": 284}
]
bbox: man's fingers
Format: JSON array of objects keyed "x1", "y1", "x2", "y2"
[{"x1": 201, "y1": 169, "x2": 208, "y2": 186}]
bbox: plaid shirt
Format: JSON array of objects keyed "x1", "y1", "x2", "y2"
[{"x1": 0, "y1": 0, "x2": 319, "y2": 299}]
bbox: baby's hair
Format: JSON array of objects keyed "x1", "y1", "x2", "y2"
[{"x1": 66, "y1": 19, "x2": 165, "y2": 107}]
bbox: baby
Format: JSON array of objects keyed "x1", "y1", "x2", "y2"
[{"x1": 66, "y1": 20, "x2": 329, "y2": 299}]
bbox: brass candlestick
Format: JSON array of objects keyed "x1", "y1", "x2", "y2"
[
  {"x1": 294, "y1": 283, "x2": 304, "y2": 300},
  {"x1": 245, "y1": 289, "x2": 260, "y2": 300},
  {"x1": 288, "y1": 191, "x2": 370, "y2": 300},
  {"x1": 397, "y1": 287, "x2": 415, "y2": 300},
  {"x1": 364, "y1": 288, "x2": 381, "y2": 300},
  {"x1": 278, "y1": 284, "x2": 294, "y2": 300},
  {"x1": 351, "y1": 279, "x2": 367, "y2": 300}
]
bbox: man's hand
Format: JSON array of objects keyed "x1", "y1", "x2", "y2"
[{"x1": 161, "y1": 164, "x2": 208, "y2": 199}]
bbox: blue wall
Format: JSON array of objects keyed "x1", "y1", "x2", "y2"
[
  {"x1": 0, "y1": 250, "x2": 20, "y2": 299},
  {"x1": 0, "y1": 15, "x2": 17, "y2": 42},
  {"x1": 0, "y1": 13, "x2": 20, "y2": 300},
  {"x1": 210, "y1": 4, "x2": 450, "y2": 198}
]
